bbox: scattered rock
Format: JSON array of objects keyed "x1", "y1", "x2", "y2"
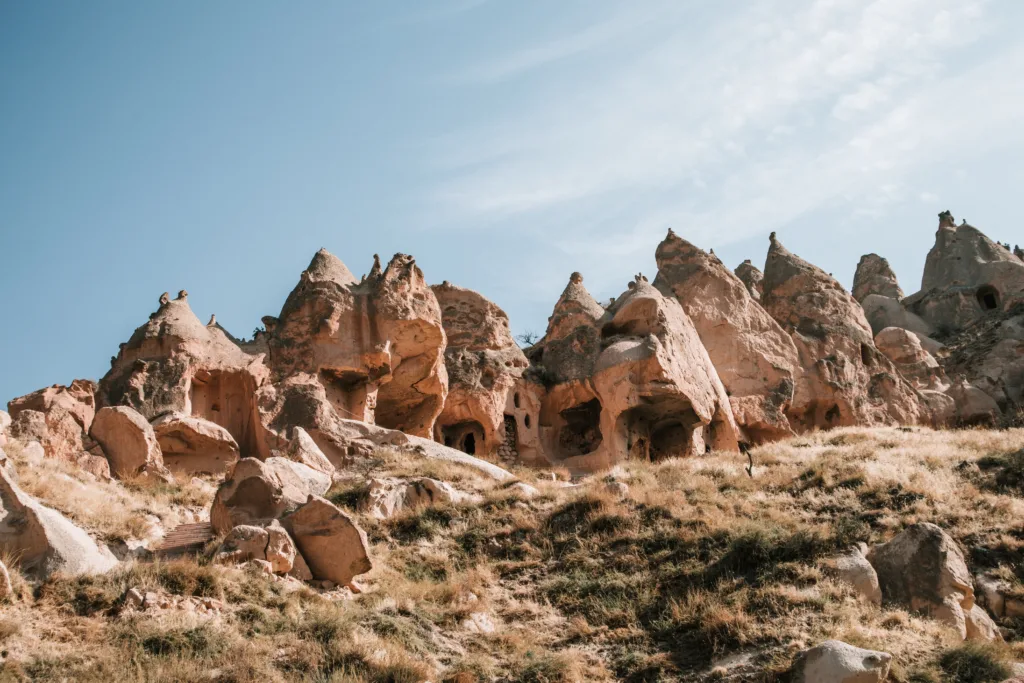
[
  {"x1": 790, "y1": 640, "x2": 891, "y2": 683},
  {"x1": 151, "y1": 412, "x2": 240, "y2": 474},
  {"x1": 867, "y1": 523, "x2": 974, "y2": 638},
  {"x1": 462, "y1": 612, "x2": 497, "y2": 633},
  {"x1": 833, "y1": 545, "x2": 881, "y2": 606},
  {"x1": 215, "y1": 521, "x2": 296, "y2": 574},
  {"x1": 90, "y1": 406, "x2": 167, "y2": 478},
  {"x1": 282, "y1": 496, "x2": 372, "y2": 586},
  {"x1": 210, "y1": 457, "x2": 331, "y2": 534}
]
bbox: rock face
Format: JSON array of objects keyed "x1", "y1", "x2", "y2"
[
  {"x1": 0, "y1": 464, "x2": 117, "y2": 578},
  {"x1": 431, "y1": 283, "x2": 529, "y2": 458},
  {"x1": 790, "y1": 640, "x2": 891, "y2": 683},
  {"x1": 903, "y1": 212, "x2": 1024, "y2": 333},
  {"x1": 734, "y1": 260, "x2": 764, "y2": 301},
  {"x1": 282, "y1": 496, "x2": 372, "y2": 586},
  {"x1": 90, "y1": 406, "x2": 167, "y2": 478},
  {"x1": 210, "y1": 457, "x2": 331, "y2": 534},
  {"x1": 940, "y1": 305, "x2": 1024, "y2": 414},
  {"x1": 7, "y1": 380, "x2": 97, "y2": 463},
  {"x1": 654, "y1": 230, "x2": 801, "y2": 443},
  {"x1": 98, "y1": 291, "x2": 268, "y2": 458},
  {"x1": 526, "y1": 273, "x2": 739, "y2": 472},
  {"x1": 867, "y1": 523, "x2": 975, "y2": 638},
  {"x1": 267, "y1": 250, "x2": 447, "y2": 439},
  {"x1": 761, "y1": 234, "x2": 923, "y2": 430},
  {"x1": 151, "y1": 412, "x2": 240, "y2": 474},
  {"x1": 853, "y1": 254, "x2": 904, "y2": 302},
  {"x1": 874, "y1": 327, "x2": 945, "y2": 388}
]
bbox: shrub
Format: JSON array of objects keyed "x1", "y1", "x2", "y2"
[{"x1": 938, "y1": 642, "x2": 1013, "y2": 683}]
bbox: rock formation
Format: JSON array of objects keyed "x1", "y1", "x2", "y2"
[
  {"x1": 761, "y1": 234, "x2": 923, "y2": 429},
  {"x1": 7, "y1": 380, "x2": 97, "y2": 463},
  {"x1": 281, "y1": 496, "x2": 372, "y2": 586},
  {"x1": 790, "y1": 640, "x2": 891, "y2": 683},
  {"x1": 151, "y1": 412, "x2": 240, "y2": 474},
  {"x1": 734, "y1": 259, "x2": 764, "y2": 301},
  {"x1": 654, "y1": 230, "x2": 800, "y2": 442},
  {"x1": 430, "y1": 282, "x2": 529, "y2": 457},
  {"x1": 91, "y1": 406, "x2": 168, "y2": 479},
  {"x1": 210, "y1": 457, "x2": 331, "y2": 534},
  {"x1": 852, "y1": 253, "x2": 904, "y2": 302},
  {"x1": 526, "y1": 272, "x2": 739, "y2": 472},
  {"x1": 873, "y1": 327, "x2": 945, "y2": 388}
]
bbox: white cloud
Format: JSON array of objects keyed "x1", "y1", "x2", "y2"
[{"x1": 425, "y1": 0, "x2": 1022, "y2": 263}]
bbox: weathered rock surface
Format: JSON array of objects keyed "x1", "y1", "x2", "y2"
[
  {"x1": 853, "y1": 254, "x2": 904, "y2": 302},
  {"x1": 282, "y1": 496, "x2": 372, "y2": 586},
  {"x1": 940, "y1": 304, "x2": 1024, "y2": 414},
  {"x1": 874, "y1": 327, "x2": 945, "y2": 388},
  {"x1": 210, "y1": 457, "x2": 331, "y2": 534},
  {"x1": 91, "y1": 406, "x2": 166, "y2": 478},
  {"x1": 431, "y1": 282, "x2": 529, "y2": 458},
  {"x1": 654, "y1": 230, "x2": 801, "y2": 443},
  {"x1": 761, "y1": 234, "x2": 923, "y2": 430},
  {"x1": 282, "y1": 426, "x2": 335, "y2": 475},
  {"x1": 7, "y1": 379, "x2": 97, "y2": 435},
  {"x1": 833, "y1": 545, "x2": 881, "y2": 606},
  {"x1": 151, "y1": 412, "x2": 239, "y2": 474},
  {"x1": 965, "y1": 603, "x2": 1002, "y2": 642},
  {"x1": 359, "y1": 477, "x2": 479, "y2": 519},
  {"x1": 215, "y1": 520, "x2": 296, "y2": 574},
  {"x1": 268, "y1": 250, "x2": 447, "y2": 438},
  {"x1": 867, "y1": 523, "x2": 975, "y2": 638},
  {"x1": 734, "y1": 260, "x2": 764, "y2": 301},
  {"x1": 98, "y1": 291, "x2": 268, "y2": 458},
  {"x1": 946, "y1": 379, "x2": 1002, "y2": 426},
  {"x1": 0, "y1": 464, "x2": 117, "y2": 578},
  {"x1": 790, "y1": 640, "x2": 891, "y2": 683}
]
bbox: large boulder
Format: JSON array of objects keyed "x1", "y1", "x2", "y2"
[
  {"x1": 431, "y1": 282, "x2": 529, "y2": 458},
  {"x1": 0, "y1": 464, "x2": 117, "y2": 578},
  {"x1": 761, "y1": 233, "x2": 922, "y2": 430},
  {"x1": 853, "y1": 254, "x2": 904, "y2": 302},
  {"x1": 283, "y1": 426, "x2": 335, "y2": 475},
  {"x1": 654, "y1": 230, "x2": 801, "y2": 443},
  {"x1": 151, "y1": 412, "x2": 239, "y2": 474},
  {"x1": 90, "y1": 406, "x2": 166, "y2": 478},
  {"x1": 790, "y1": 640, "x2": 891, "y2": 683},
  {"x1": 867, "y1": 523, "x2": 975, "y2": 638},
  {"x1": 210, "y1": 457, "x2": 331, "y2": 534},
  {"x1": 267, "y1": 250, "x2": 447, "y2": 438},
  {"x1": 282, "y1": 496, "x2": 372, "y2": 586}
]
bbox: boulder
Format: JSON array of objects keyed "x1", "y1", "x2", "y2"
[
  {"x1": 867, "y1": 523, "x2": 974, "y2": 638},
  {"x1": 151, "y1": 412, "x2": 240, "y2": 474},
  {"x1": 853, "y1": 254, "x2": 904, "y2": 303},
  {"x1": 654, "y1": 230, "x2": 802, "y2": 443},
  {"x1": 834, "y1": 545, "x2": 882, "y2": 605},
  {"x1": 761, "y1": 233, "x2": 922, "y2": 430},
  {"x1": 0, "y1": 464, "x2": 117, "y2": 578},
  {"x1": 965, "y1": 603, "x2": 1002, "y2": 642},
  {"x1": 790, "y1": 640, "x2": 891, "y2": 683},
  {"x1": 90, "y1": 406, "x2": 166, "y2": 478},
  {"x1": 282, "y1": 496, "x2": 372, "y2": 586},
  {"x1": 8, "y1": 408, "x2": 86, "y2": 463},
  {"x1": 7, "y1": 379, "x2": 97, "y2": 435},
  {"x1": 431, "y1": 282, "x2": 529, "y2": 458},
  {"x1": 215, "y1": 520, "x2": 296, "y2": 574},
  {"x1": 947, "y1": 380, "x2": 1001, "y2": 426},
  {"x1": 359, "y1": 477, "x2": 479, "y2": 519},
  {"x1": 284, "y1": 426, "x2": 335, "y2": 474},
  {"x1": 734, "y1": 260, "x2": 764, "y2": 301},
  {"x1": 860, "y1": 294, "x2": 936, "y2": 338},
  {"x1": 873, "y1": 327, "x2": 945, "y2": 388},
  {"x1": 210, "y1": 457, "x2": 331, "y2": 534}
]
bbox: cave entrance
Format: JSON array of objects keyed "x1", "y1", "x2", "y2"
[
  {"x1": 189, "y1": 369, "x2": 259, "y2": 457},
  {"x1": 319, "y1": 368, "x2": 371, "y2": 421},
  {"x1": 619, "y1": 398, "x2": 700, "y2": 462},
  {"x1": 556, "y1": 399, "x2": 603, "y2": 457},
  {"x1": 977, "y1": 285, "x2": 1000, "y2": 311},
  {"x1": 441, "y1": 420, "x2": 485, "y2": 456}
]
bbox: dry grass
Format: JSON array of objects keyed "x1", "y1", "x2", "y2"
[
  {"x1": 2, "y1": 426, "x2": 1024, "y2": 681},
  {"x1": 3, "y1": 439, "x2": 214, "y2": 544}
]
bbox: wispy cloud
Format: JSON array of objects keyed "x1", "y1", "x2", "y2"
[{"x1": 425, "y1": 0, "x2": 1021, "y2": 265}]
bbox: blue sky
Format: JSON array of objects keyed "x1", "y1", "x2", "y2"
[{"x1": 3, "y1": 0, "x2": 1024, "y2": 404}]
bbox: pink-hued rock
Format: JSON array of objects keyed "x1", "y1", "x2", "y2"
[
  {"x1": 210, "y1": 457, "x2": 331, "y2": 534},
  {"x1": 90, "y1": 406, "x2": 167, "y2": 478},
  {"x1": 282, "y1": 496, "x2": 372, "y2": 586},
  {"x1": 151, "y1": 412, "x2": 239, "y2": 474}
]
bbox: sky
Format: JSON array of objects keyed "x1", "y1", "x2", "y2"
[{"x1": 2, "y1": 0, "x2": 1024, "y2": 404}]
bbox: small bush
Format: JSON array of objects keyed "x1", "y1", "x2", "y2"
[{"x1": 938, "y1": 642, "x2": 1013, "y2": 683}]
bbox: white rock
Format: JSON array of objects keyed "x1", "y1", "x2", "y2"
[{"x1": 791, "y1": 640, "x2": 891, "y2": 683}]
